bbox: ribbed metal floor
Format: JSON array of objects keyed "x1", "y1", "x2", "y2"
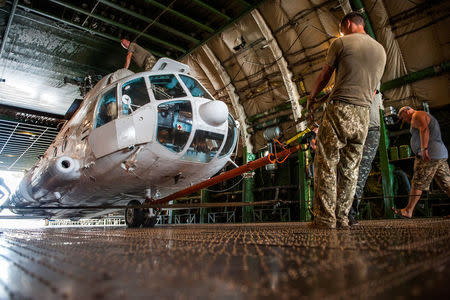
[{"x1": 0, "y1": 219, "x2": 449, "y2": 299}]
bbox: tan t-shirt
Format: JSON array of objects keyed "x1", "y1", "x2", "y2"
[
  {"x1": 128, "y1": 42, "x2": 152, "y2": 68},
  {"x1": 326, "y1": 33, "x2": 386, "y2": 107}
]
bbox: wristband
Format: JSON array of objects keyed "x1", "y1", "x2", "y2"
[{"x1": 421, "y1": 147, "x2": 428, "y2": 151}]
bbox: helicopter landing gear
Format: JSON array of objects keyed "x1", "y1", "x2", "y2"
[{"x1": 125, "y1": 200, "x2": 158, "y2": 228}]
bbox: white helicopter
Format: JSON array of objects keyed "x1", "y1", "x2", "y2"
[{"x1": 6, "y1": 58, "x2": 239, "y2": 227}]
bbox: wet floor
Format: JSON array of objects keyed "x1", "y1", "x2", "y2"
[{"x1": 0, "y1": 219, "x2": 449, "y2": 299}]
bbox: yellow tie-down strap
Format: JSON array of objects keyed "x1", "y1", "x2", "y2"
[{"x1": 285, "y1": 127, "x2": 313, "y2": 146}]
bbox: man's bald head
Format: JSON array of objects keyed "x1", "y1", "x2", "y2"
[
  {"x1": 398, "y1": 106, "x2": 415, "y2": 123},
  {"x1": 398, "y1": 106, "x2": 411, "y2": 116}
]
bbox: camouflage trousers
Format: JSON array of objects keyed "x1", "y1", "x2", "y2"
[
  {"x1": 411, "y1": 158, "x2": 450, "y2": 193},
  {"x1": 349, "y1": 129, "x2": 380, "y2": 219},
  {"x1": 144, "y1": 55, "x2": 157, "y2": 71},
  {"x1": 313, "y1": 101, "x2": 369, "y2": 227}
]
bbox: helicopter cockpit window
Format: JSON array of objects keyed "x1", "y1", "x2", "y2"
[
  {"x1": 157, "y1": 100, "x2": 192, "y2": 152},
  {"x1": 182, "y1": 130, "x2": 224, "y2": 163},
  {"x1": 95, "y1": 88, "x2": 117, "y2": 128},
  {"x1": 121, "y1": 77, "x2": 149, "y2": 115},
  {"x1": 179, "y1": 75, "x2": 213, "y2": 100},
  {"x1": 219, "y1": 115, "x2": 237, "y2": 157},
  {"x1": 149, "y1": 74, "x2": 187, "y2": 100}
]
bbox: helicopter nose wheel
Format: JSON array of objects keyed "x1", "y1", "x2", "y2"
[
  {"x1": 125, "y1": 200, "x2": 144, "y2": 228},
  {"x1": 125, "y1": 200, "x2": 158, "y2": 228}
]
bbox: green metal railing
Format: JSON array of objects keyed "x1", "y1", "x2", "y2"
[
  {"x1": 381, "y1": 61, "x2": 450, "y2": 92},
  {"x1": 350, "y1": 0, "x2": 377, "y2": 39},
  {"x1": 242, "y1": 149, "x2": 255, "y2": 222}
]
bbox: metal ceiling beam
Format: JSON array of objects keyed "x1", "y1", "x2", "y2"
[
  {"x1": 0, "y1": 138, "x2": 53, "y2": 145},
  {"x1": 0, "y1": 126, "x2": 56, "y2": 134},
  {"x1": 251, "y1": 10, "x2": 304, "y2": 131},
  {"x1": 0, "y1": 125, "x2": 58, "y2": 134},
  {"x1": 235, "y1": 0, "x2": 252, "y2": 9},
  {"x1": 144, "y1": 0, "x2": 215, "y2": 33},
  {"x1": 0, "y1": 138, "x2": 55, "y2": 146},
  {"x1": 97, "y1": 0, "x2": 200, "y2": 44},
  {"x1": 180, "y1": 0, "x2": 269, "y2": 60},
  {"x1": 0, "y1": 123, "x2": 59, "y2": 132},
  {"x1": 0, "y1": 147, "x2": 51, "y2": 153},
  {"x1": 0, "y1": 116, "x2": 61, "y2": 129},
  {"x1": 0, "y1": 129, "x2": 56, "y2": 136},
  {"x1": 8, "y1": 127, "x2": 48, "y2": 170},
  {"x1": 0, "y1": 135, "x2": 56, "y2": 143},
  {"x1": 0, "y1": 123, "x2": 18, "y2": 154},
  {"x1": 0, "y1": 144, "x2": 51, "y2": 150},
  {"x1": 15, "y1": 4, "x2": 166, "y2": 57},
  {"x1": 1, "y1": 149, "x2": 50, "y2": 154},
  {"x1": 1, "y1": 151, "x2": 48, "y2": 157},
  {"x1": 0, "y1": 0, "x2": 19, "y2": 59},
  {"x1": 0, "y1": 137, "x2": 55, "y2": 145},
  {"x1": 0, "y1": 145, "x2": 51, "y2": 151},
  {"x1": 0, "y1": 132, "x2": 55, "y2": 138},
  {"x1": 48, "y1": 0, "x2": 186, "y2": 53},
  {"x1": 191, "y1": 0, "x2": 231, "y2": 21},
  {"x1": 338, "y1": 0, "x2": 352, "y2": 14},
  {"x1": 0, "y1": 133, "x2": 54, "y2": 142}
]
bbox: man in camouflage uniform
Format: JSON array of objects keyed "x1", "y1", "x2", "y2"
[
  {"x1": 121, "y1": 39, "x2": 156, "y2": 71},
  {"x1": 348, "y1": 86, "x2": 383, "y2": 226},
  {"x1": 307, "y1": 12, "x2": 386, "y2": 228}
]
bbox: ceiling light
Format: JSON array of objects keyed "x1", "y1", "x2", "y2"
[{"x1": 17, "y1": 131, "x2": 37, "y2": 136}]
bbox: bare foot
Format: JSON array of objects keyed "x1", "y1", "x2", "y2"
[{"x1": 392, "y1": 207, "x2": 412, "y2": 219}]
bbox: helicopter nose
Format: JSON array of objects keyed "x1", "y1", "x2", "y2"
[{"x1": 199, "y1": 101, "x2": 228, "y2": 126}]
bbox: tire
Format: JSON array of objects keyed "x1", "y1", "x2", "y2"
[
  {"x1": 143, "y1": 216, "x2": 158, "y2": 228},
  {"x1": 125, "y1": 200, "x2": 144, "y2": 228}
]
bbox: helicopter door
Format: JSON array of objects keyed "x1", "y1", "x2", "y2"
[
  {"x1": 88, "y1": 87, "x2": 136, "y2": 158},
  {"x1": 120, "y1": 77, "x2": 154, "y2": 144}
]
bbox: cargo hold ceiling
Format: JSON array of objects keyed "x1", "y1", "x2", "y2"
[{"x1": 0, "y1": 0, "x2": 268, "y2": 116}]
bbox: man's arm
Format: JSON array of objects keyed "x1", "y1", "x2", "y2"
[
  {"x1": 124, "y1": 51, "x2": 133, "y2": 69},
  {"x1": 411, "y1": 111, "x2": 431, "y2": 161},
  {"x1": 307, "y1": 64, "x2": 334, "y2": 112}
]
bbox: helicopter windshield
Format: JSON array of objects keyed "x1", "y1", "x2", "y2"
[
  {"x1": 149, "y1": 74, "x2": 186, "y2": 100},
  {"x1": 95, "y1": 88, "x2": 117, "y2": 128},
  {"x1": 157, "y1": 100, "x2": 192, "y2": 152},
  {"x1": 182, "y1": 130, "x2": 224, "y2": 163},
  {"x1": 121, "y1": 77, "x2": 150, "y2": 115},
  {"x1": 219, "y1": 115, "x2": 237, "y2": 157},
  {"x1": 179, "y1": 75, "x2": 213, "y2": 100}
]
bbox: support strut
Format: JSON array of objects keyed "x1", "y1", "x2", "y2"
[{"x1": 148, "y1": 144, "x2": 302, "y2": 205}]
